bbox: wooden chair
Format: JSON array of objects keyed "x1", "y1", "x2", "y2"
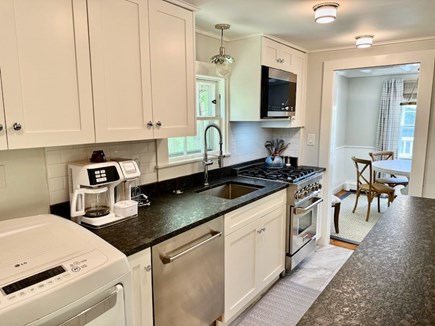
[
  {"x1": 331, "y1": 195, "x2": 341, "y2": 233},
  {"x1": 368, "y1": 151, "x2": 409, "y2": 188},
  {"x1": 351, "y1": 156, "x2": 395, "y2": 222}
]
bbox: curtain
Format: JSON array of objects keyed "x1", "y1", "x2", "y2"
[{"x1": 375, "y1": 79, "x2": 404, "y2": 158}]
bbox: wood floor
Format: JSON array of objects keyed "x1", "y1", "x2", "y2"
[{"x1": 330, "y1": 238, "x2": 358, "y2": 250}]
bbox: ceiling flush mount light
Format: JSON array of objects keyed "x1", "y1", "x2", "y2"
[
  {"x1": 210, "y1": 23, "x2": 235, "y2": 77},
  {"x1": 355, "y1": 35, "x2": 374, "y2": 48},
  {"x1": 313, "y1": 2, "x2": 339, "y2": 24}
]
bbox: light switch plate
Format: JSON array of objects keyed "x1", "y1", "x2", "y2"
[{"x1": 307, "y1": 133, "x2": 315, "y2": 146}]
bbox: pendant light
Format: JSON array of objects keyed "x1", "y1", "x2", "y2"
[
  {"x1": 210, "y1": 24, "x2": 235, "y2": 77},
  {"x1": 313, "y1": 2, "x2": 339, "y2": 24}
]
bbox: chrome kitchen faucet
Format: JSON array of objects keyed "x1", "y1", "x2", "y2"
[{"x1": 203, "y1": 124, "x2": 223, "y2": 187}]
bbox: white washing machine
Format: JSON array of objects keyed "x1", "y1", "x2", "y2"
[{"x1": 0, "y1": 214, "x2": 132, "y2": 326}]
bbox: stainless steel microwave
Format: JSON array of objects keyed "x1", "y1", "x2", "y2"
[{"x1": 260, "y1": 66, "x2": 297, "y2": 119}]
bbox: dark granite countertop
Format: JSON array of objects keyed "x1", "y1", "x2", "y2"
[
  {"x1": 298, "y1": 195, "x2": 435, "y2": 325},
  {"x1": 88, "y1": 175, "x2": 287, "y2": 256}
]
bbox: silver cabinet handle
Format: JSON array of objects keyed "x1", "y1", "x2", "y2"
[
  {"x1": 0, "y1": 124, "x2": 3, "y2": 131},
  {"x1": 293, "y1": 197, "x2": 323, "y2": 215},
  {"x1": 156, "y1": 121, "x2": 162, "y2": 127},
  {"x1": 257, "y1": 229, "x2": 262, "y2": 234},
  {"x1": 145, "y1": 265, "x2": 151, "y2": 272},
  {"x1": 13, "y1": 122, "x2": 22, "y2": 131},
  {"x1": 262, "y1": 227, "x2": 266, "y2": 232},
  {"x1": 161, "y1": 230, "x2": 222, "y2": 264},
  {"x1": 147, "y1": 121, "x2": 154, "y2": 128}
]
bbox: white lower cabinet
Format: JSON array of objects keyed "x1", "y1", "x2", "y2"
[
  {"x1": 220, "y1": 190, "x2": 286, "y2": 324},
  {"x1": 128, "y1": 248, "x2": 153, "y2": 326}
]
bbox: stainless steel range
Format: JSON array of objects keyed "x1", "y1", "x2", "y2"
[{"x1": 236, "y1": 163, "x2": 324, "y2": 271}]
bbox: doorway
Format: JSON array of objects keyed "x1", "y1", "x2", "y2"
[
  {"x1": 317, "y1": 51, "x2": 435, "y2": 246},
  {"x1": 329, "y1": 64, "x2": 419, "y2": 244}
]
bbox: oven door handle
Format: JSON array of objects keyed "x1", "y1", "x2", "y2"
[{"x1": 293, "y1": 197, "x2": 323, "y2": 215}]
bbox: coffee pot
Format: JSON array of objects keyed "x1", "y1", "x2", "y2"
[{"x1": 71, "y1": 186, "x2": 110, "y2": 218}]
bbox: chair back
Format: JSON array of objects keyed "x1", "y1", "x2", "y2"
[
  {"x1": 351, "y1": 156, "x2": 375, "y2": 190},
  {"x1": 369, "y1": 151, "x2": 394, "y2": 161}
]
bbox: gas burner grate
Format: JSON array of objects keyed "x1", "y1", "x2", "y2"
[{"x1": 237, "y1": 165, "x2": 317, "y2": 183}]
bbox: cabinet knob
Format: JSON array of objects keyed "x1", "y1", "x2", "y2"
[
  {"x1": 147, "y1": 121, "x2": 154, "y2": 128},
  {"x1": 145, "y1": 265, "x2": 152, "y2": 272},
  {"x1": 156, "y1": 121, "x2": 162, "y2": 127},
  {"x1": 0, "y1": 124, "x2": 3, "y2": 132},
  {"x1": 257, "y1": 229, "x2": 262, "y2": 234},
  {"x1": 13, "y1": 122, "x2": 22, "y2": 131}
]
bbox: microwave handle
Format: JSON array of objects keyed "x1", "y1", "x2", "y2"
[{"x1": 293, "y1": 197, "x2": 323, "y2": 215}]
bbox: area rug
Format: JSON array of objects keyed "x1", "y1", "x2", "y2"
[
  {"x1": 330, "y1": 192, "x2": 389, "y2": 243},
  {"x1": 230, "y1": 280, "x2": 321, "y2": 326}
]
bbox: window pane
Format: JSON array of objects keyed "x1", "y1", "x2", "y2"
[
  {"x1": 168, "y1": 137, "x2": 185, "y2": 158},
  {"x1": 197, "y1": 81, "x2": 217, "y2": 117},
  {"x1": 398, "y1": 105, "x2": 416, "y2": 159}
]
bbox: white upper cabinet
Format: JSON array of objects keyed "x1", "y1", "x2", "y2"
[
  {"x1": 0, "y1": 0, "x2": 196, "y2": 150},
  {"x1": 261, "y1": 37, "x2": 293, "y2": 72},
  {"x1": 148, "y1": 0, "x2": 196, "y2": 138},
  {"x1": 88, "y1": 0, "x2": 153, "y2": 143},
  {"x1": 0, "y1": 0, "x2": 95, "y2": 149}
]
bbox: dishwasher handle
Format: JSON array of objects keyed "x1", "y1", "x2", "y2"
[{"x1": 161, "y1": 230, "x2": 222, "y2": 264}]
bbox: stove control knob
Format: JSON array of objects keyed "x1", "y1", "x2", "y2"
[
  {"x1": 294, "y1": 191, "x2": 300, "y2": 199},
  {"x1": 303, "y1": 190, "x2": 308, "y2": 198},
  {"x1": 318, "y1": 183, "x2": 322, "y2": 190}
]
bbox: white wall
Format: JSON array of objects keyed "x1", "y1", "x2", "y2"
[{"x1": 0, "y1": 149, "x2": 50, "y2": 220}]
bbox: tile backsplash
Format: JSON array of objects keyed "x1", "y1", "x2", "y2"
[{"x1": 45, "y1": 140, "x2": 157, "y2": 205}]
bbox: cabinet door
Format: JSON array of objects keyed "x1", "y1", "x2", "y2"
[
  {"x1": 261, "y1": 37, "x2": 292, "y2": 72},
  {"x1": 256, "y1": 205, "x2": 286, "y2": 290},
  {"x1": 88, "y1": 0, "x2": 154, "y2": 142},
  {"x1": 0, "y1": 0, "x2": 94, "y2": 149},
  {"x1": 224, "y1": 222, "x2": 258, "y2": 323},
  {"x1": 128, "y1": 248, "x2": 154, "y2": 326},
  {"x1": 148, "y1": 0, "x2": 195, "y2": 138}
]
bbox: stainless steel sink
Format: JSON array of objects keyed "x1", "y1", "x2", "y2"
[{"x1": 198, "y1": 182, "x2": 263, "y2": 200}]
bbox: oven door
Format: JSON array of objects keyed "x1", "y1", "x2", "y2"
[{"x1": 290, "y1": 197, "x2": 323, "y2": 255}]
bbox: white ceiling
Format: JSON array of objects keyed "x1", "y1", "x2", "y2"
[{"x1": 185, "y1": 0, "x2": 435, "y2": 52}]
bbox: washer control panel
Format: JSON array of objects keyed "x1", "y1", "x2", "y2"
[{"x1": 0, "y1": 249, "x2": 106, "y2": 309}]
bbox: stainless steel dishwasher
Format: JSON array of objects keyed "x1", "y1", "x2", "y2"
[{"x1": 152, "y1": 216, "x2": 224, "y2": 326}]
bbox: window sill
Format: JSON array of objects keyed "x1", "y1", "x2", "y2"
[{"x1": 156, "y1": 152, "x2": 231, "y2": 170}]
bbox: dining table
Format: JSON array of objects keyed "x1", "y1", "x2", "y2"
[
  {"x1": 372, "y1": 159, "x2": 411, "y2": 194},
  {"x1": 372, "y1": 159, "x2": 411, "y2": 177}
]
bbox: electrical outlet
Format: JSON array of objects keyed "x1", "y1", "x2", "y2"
[{"x1": 307, "y1": 133, "x2": 315, "y2": 146}]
